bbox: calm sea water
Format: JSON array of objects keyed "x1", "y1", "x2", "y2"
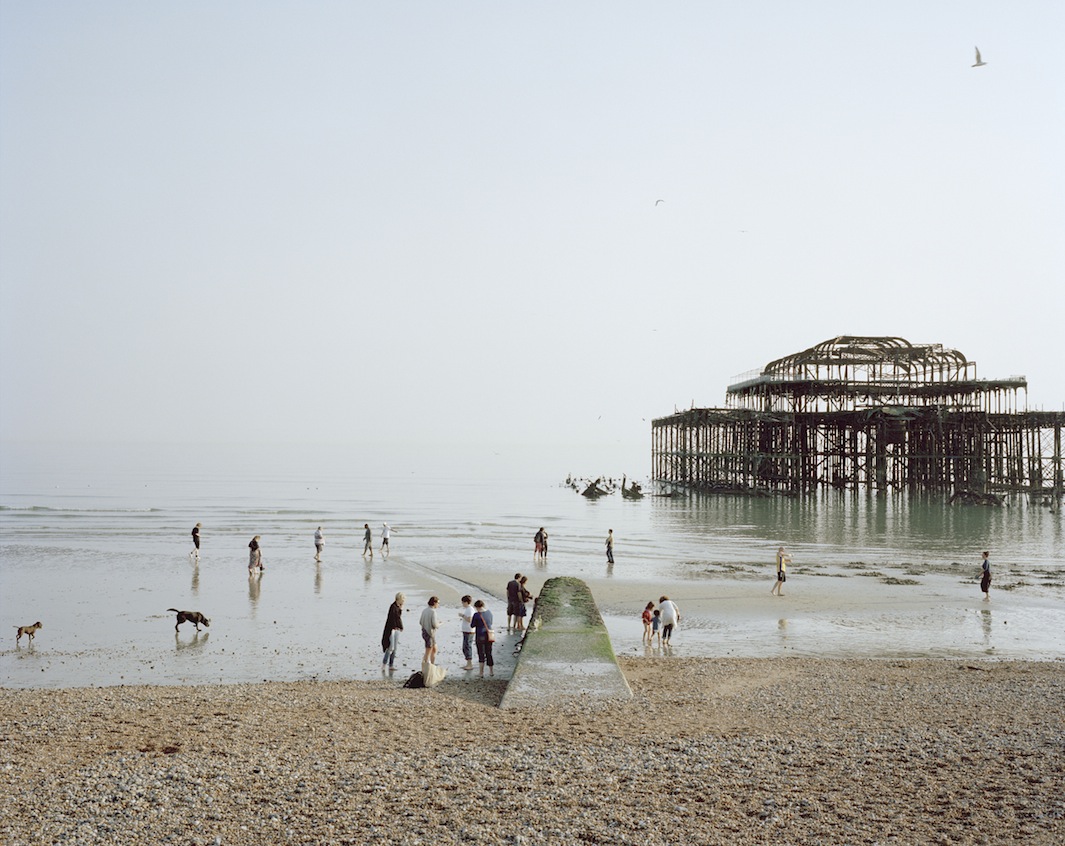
[{"x1": 2, "y1": 441, "x2": 1063, "y2": 688}]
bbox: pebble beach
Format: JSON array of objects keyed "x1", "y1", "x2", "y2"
[{"x1": 3, "y1": 657, "x2": 1063, "y2": 845}]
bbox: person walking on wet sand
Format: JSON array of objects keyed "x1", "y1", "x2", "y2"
[
  {"x1": 381, "y1": 592, "x2": 404, "y2": 671},
  {"x1": 190, "y1": 523, "x2": 201, "y2": 560},
  {"x1": 605, "y1": 529, "x2": 615, "y2": 565},
  {"x1": 771, "y1": 546, "x2": 791, "y2": 596},
  {"x1": 534, "y1": 527, "x2": 545, "y2": 561},
  {"x1": 380, "y1": 523, "x2": 391, "y2": 558},
  {"x1": 362, "y1": 523, "x2": 373, "y2": 559},
  {"x1": 314, "y1": 526, "x2": 324, "y2": 562},
  {"x1": 980, "y1": 551, "x2": 992, "y2": 601}
]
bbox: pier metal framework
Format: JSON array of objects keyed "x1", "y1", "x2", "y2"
[{"x1": 652, "y1": 336, "x2": 1065, "y2": 496}]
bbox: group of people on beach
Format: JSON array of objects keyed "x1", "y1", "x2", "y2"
[
  {"x1": 381, "y1": 591, "x2": 502, "y2": 680},
  {"x1": 641, "y1": 596, "x2": 681, "y2": 647},
  {"x1": 189, "y1": 523, "x2": 393, "y2": 571}
]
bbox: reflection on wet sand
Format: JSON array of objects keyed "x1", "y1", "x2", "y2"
[
  {"x1": 175, "y1": 631, "x2": 208, "y2": 652},
  {"x1": 248, "y1": 571, "x2": 262, "y2": 606},
  {"x1": 981, "y1": 608, "x2": 993, "y2": 647}
]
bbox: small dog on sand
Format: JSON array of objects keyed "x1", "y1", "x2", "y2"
[
  {"x1": 167, "y1": 609, "x2": 210, "y2": 632},
  {"x1": 16, "y1": 622, "x2": 42, "y2": 644}
]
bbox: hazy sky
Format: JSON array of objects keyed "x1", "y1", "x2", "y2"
[{"x1": 2, "y1": 2, "x2": 1063, "y2": 468}]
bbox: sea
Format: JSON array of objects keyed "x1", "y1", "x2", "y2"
[{"x1": 2, "y1": 441, "x2": 1063, "y2": 689}]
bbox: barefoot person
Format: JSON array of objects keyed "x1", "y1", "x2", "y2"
[
  {"x1": 420, "y1": 596, "x2": 440, "y2": 665},
  {"x1": 313, "y1": 526, "x2": 324, "y2": 562},
  {"x1": 248, "y1": 535, "x2": 263, "y2": 572},
  {"x1": 190, "y1": 523, "x2": 201, "y2": 560},
  {"x1": 980, "y1": 551, "x2": 992, "y2": 601},
  {"x1": 458, "y1": 595, "x2": 475, "y2": 670},
  {"x1": 471, "y1": 599, "x2": 495, "y2": 677},
  {"x1": 380, "y1": 523, "x2": 391, "y2": 558},
  {"x1": 771, "y1": 546, "x2": 791, "y2": 596},
  {"x1": 642, "y1": 601, "x2": 655, "y2": 645},
  {"x1": 381, "y1": 592, "x2": 404, "y2": 671},
  {"x1": 506, "y1": 573, "x2": 522, "y2": 631},
  {"x1": 658, "y1": 596, "x2": 680, "y2": 646}
]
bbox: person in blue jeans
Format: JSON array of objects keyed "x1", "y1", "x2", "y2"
[
  {"x1": 471, "y1": 599, "x2": 495, "y2": 678},
  {"x1": 458, "y1": 595, "x2": 475, "y2": 670},
  {"x1": 381, "y1": 592, "x2": 404, "y2": 672}
]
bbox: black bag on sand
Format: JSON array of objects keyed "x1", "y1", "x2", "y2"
[{"x1": 403, "y1": 671, "x2": 425, "y2": 689}]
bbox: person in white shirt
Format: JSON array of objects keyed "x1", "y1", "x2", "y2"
[
  {"x1": 420, "y1": 596, "x2": 440, "y2": 665},
  {"x1": 313, "y1": 526, "x2": 324, "y2": 562},
  {"x1": 380, "y1": 523, "x2": 392, "y2": 558},
  {"x1": 658, "y1": 595, "x2": 680, "y2": 645},
  {"x1": 458, "y1": 595, "x2": 475, "y2": 670}
]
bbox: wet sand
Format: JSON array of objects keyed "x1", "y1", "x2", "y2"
[
  {"x1": 2, "y1": 657, "x2": 1063, "y2": 845},
  {"x1": 4, "y1": 550, "x2": 1065, "y2": 690}
]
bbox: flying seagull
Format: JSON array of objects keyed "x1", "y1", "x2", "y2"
[
  {"x1": 655, "y1": 199, "x2": 664, "y2": 206},
  {"x1": 972, "y1": 46, "x2": 987, "y2": 67}
]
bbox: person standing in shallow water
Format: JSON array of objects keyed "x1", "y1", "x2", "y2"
[
  {"x1": 771, "y1": 546, "x2": 791, "y2": 596},
  {"x1": 980, "y1": 551, "x2": 992, "y2": 601},
  {"x1": 191, "y1": 523, "x2": 201, "y2": 560},
  {"x1": 458, "y1": 595, "x2": 475, "y2": 670},
  {"x1": 658, "y1": 596, "x2": 680, "y2": 646},
  {"x1": 362, "y1": 523, "x2": 373, "y2": 559},
  {"x1": 314, "y1": 526, "x2": 324, "y2": 562},
  {"x1": 248, "y1": 535, "x2": 262, "y2": 572},
  {"x1": 471, "y1": 599, "x2": 495, "y2": 677},
  {"x1": 605, "y1": 529, "x2": 615, "y2": 565},
  {"x1": 506, "y1": 573, "x2": 521, "y2": 631},
  {"x1": 420, "y1": 596, "x2": 440, "y2": 665}
]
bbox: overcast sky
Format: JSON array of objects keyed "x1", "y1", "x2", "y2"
[{"x1": 2, "y1": 2, "x2": 1062, "y2": 469}]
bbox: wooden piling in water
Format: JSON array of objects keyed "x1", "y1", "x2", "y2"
[{"x1": 652, "y1": 337, "x2": 1065, "y2": 498}]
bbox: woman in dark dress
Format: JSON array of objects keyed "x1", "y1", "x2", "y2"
[{"x1": 381, "y1": 593, "x2": 405, "y2": 670}]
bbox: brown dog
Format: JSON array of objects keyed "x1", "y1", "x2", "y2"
[
  {"x1": 16, "y1": 622, "x2": 42, "y2": 644},
  {"x1": 167, "y1": 609, "x2": 210, "y2": 632}
]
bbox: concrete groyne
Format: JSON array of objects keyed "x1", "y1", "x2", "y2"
[{"x1": 499, "y1": 576, "x2": 632, "y2": 709}]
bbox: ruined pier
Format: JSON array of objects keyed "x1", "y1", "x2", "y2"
[{"x1": 652, "y1": 336, "x2": 1065, "y2": 498}]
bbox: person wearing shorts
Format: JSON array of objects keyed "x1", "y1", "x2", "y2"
[
  {"x1": 420, "y1": 596, "x2": 440, "y2": 665},
  {"x1": 506, "y1": 573, "x2": 521, "y2": 630},
  {"x1": 772, "y1": 546, "x2": 791, "y2": 596}
]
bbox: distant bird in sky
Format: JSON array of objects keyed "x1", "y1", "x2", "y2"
[
  {"x1": 655, "y1": 199, "x2": 664, "y2": 206},
  {"x1": 972, "y1": 46, "x2": 987, "y2": 67}
]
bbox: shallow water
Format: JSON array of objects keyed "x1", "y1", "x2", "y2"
[{"x1": 1, "y1": 442, "x2": 1062, "y2": 688}]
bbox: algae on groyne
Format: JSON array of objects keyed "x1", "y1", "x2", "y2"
[{"x1": 499, "y1": 577, "x2": 631, "y2": 709}]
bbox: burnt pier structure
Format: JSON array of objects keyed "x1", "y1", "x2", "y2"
[{"x1": 652, "y1": 337, "x2": 1065, "y2": 498}]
